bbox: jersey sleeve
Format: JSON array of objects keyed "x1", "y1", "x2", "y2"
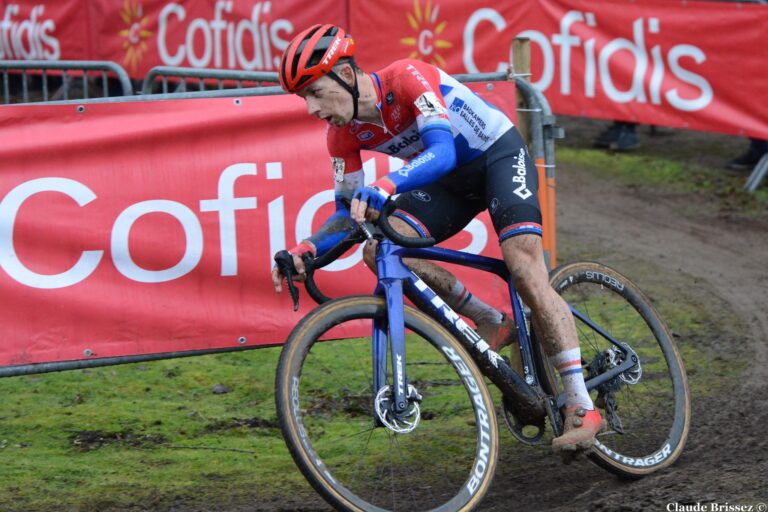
[
  {"x1": 383, "y1": 61, "x2": 457, "y2": 194},
  {"x1": 302, "y1": 133, "x2": 363, "y2": 257},
  {"x1": 399, "y1": 61, "x2": 453, "y2": 134}
]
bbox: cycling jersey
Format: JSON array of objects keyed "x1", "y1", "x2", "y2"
[
  {"x1": 305, "y1": 59, "x2": 540, "y2": 256},
  {"x1": 330, "y1": 59, "x2": 513, "y2": 174}
]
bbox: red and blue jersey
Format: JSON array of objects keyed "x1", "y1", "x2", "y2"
[
  {"x1": 328, "y1": 59, "x2": 514, "y2": 201},
  {"x1": 307, "y1": 59, "x2": 515, "y2": 256}
]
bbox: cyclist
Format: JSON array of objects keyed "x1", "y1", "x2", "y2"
[{"x1": 271, "y1": 24, "x2": 603, "y2": 454}]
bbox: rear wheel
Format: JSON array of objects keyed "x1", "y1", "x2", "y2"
[
  {"x1": 546, "y1": 261, "x2": 690, "y2": 477},
  {"x1": 275, "y1": 295, "x2": 499, "y2": 511}
]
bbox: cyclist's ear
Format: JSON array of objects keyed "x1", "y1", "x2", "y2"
[{"x1": 335, "y1": 62, "x2": 357, "y2": 86}]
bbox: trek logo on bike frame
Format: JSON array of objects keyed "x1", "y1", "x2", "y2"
[
  {"x1": 414, "y1": 277, "x2": 504, "y2": 368},
  {"x1": 441, "y1": 345, "x2": 492, "y2": 496}
]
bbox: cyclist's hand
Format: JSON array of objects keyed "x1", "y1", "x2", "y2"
[
  {"x1": 272, "y1": 243, "x2": 313, "y2": 292},
  {"x1": 351, "y1": 181, "x2": 394, "y2": 223}
]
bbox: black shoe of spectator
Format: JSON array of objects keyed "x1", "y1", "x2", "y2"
[
  {"x1": 610, "y1": 128, "x2": 640, "y2": 151},
  {"x1": 593, "y1": 124, "x2": 622, "y2": 148},
  {"x1": 727, "y1": 149, "x2": 765, "y2": 171}
]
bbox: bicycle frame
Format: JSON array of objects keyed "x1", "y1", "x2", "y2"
[{"x1": 370, "y1": 238, "x2": 639, "y2": 421}]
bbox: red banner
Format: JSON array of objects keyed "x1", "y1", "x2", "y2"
[
  {"x1": 0, "y1": 0, "x2": 348, "y2": 76},
  {"x1": 0, "y1": 0, "x2": 87, "y2": 60},
  {"x1": 0, "y1": 82, "x2": 518, "y2": 366},
  {"x1": 352, "y1": 0, "x2": 768, "y2": 139},
  {"x1": 2, "y1": 0, "x2": 766, "y2": 138}
]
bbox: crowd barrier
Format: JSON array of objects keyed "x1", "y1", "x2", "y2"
[
  {"x1": 140, "y1": 66, "x2": 280, "y2": 95},
  {"x1": 0, "y1": 60, "x2": 133, "y2": 103},
  {"x1": 746, "y1": 156, "x2": 768, "y2": 192},
  {"x1": 23, "y1": 65, "x2": 561, "y2": 252},
  {"x1": 0, "y1": 58, "x2": 562, "y2": 377}
]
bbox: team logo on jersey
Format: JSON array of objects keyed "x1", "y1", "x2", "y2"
[
  {"x1": 388, "y1": 132, "x2": 422, "y2": 155},
  {"x1": 357, "y1": 130, "x2": 374, "y2": 141},
  {"x1": 391, "y1": 105, "x2": 402, "y2": 122},
  {"x1": 415, "y1": 92, "x2": 446, "y2": 118},
  {"x1": 386, "y1": 92, "x2": 395, "y2": 105},
  {"x1": 399, "y1": 0, "x2": 453, "y2": 67},
  {"x1": 449, "y1": 98, "x2": 464, "y2": 113}
]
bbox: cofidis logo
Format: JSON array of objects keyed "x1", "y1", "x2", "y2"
[
  {"x1": 399, "y1": 0, "x2": 452, "y2": 67},
  {"x1": 118, "y1": 0, "x2": 153, "y2": 73}
]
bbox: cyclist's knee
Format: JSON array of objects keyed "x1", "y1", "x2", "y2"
[
  {"x1": 363, "y1": 239, "x2": 378, "y2": 271},
  {"x1": 500, "y1": 234, "x2": 552, "y2": 303},
  {"x1": 501, "y1": 234, "x2": 546, "y2": 275}
]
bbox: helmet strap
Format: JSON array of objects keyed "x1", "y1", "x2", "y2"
[{"x1": 327, "y1": 69, "x2": 360, "y2": 121}]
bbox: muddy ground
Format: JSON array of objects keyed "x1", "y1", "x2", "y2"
[
  {"x1": 480, "y1": 117, "x2": 768, "y2": 511},
  {"x1": 178, "y1": 118, "x2": 768, "y2": 512}
]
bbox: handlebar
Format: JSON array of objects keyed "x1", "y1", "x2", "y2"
[
  {"x1": 276, "y1": 197, "x2": 438, "y2": 310},
  {"x1": 377, "y1": 201, "x2": 437, "y2": 248}
]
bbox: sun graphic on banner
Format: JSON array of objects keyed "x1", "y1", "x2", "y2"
[
  {"x1": 400, "y1": 0, "x2": 453, "y2": 67},
  {"x1": 118, "y1": 0, "x2": 152, "y2": 73}
]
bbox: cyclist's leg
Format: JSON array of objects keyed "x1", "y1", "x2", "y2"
[{"x1": 486, "y1": 128, "x2": 602, "y2": 452}]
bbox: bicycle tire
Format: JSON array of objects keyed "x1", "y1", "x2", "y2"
[
  {"x1": 545, "y1": 261, "x2": 690, "y2": 477},
  {"x1": 275, "y1": 295, "x2": 499, "y2": 511}
]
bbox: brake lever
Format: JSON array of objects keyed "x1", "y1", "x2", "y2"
[{"x1": 274, "y1": 250, "x2": 300, "y2": 311}]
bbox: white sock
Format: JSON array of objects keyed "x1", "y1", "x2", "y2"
[
  {"x1": 549, "y1": 347, "x2": 593, "y2": 410},
  {"x1": 444, "y1": 280, "x2": 503, "y2": 325}
]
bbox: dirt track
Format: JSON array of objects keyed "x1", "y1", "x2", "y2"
[
  {"x1": 482, "y1": 118, "x2": 768, "y2": 511},
  {"x1": 211, "y1": 120, "x2": 768, "y2": 512}
]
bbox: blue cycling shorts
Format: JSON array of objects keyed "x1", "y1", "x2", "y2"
[{"x1": 391, "y1": 127, "x2": 542, "y2": 244}]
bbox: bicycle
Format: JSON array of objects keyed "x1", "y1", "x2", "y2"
[{"x1": 273, "y1": 203, "x2": 691, "y2": 512}]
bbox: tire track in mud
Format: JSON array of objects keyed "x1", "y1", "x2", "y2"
[{"x1": 514, "y1": 168, "x2": 768, "y2": 510}]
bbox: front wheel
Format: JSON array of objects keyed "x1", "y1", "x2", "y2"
[
  {"x1": 275, "y1": 295, "x2": 499, "y2": 511},
  {"x1": 546, "y1": 261, "x2": 691, "y2": 478}
]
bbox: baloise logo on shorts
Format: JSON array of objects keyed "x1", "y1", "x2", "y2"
[{"x1": 512, "y1": 148, "x2": 532, "y2": 199}]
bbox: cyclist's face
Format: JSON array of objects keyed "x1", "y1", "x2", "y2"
[{"x1": 299, "y1": 76, "x2": 353, "y2": 127}]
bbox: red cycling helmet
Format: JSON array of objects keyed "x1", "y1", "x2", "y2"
[{"x1": 279, "y1": 24, "x2": 356, "y2": 94}]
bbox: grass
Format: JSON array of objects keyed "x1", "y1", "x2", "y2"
[
  {"x1": 0, "y1": 144, "x2": 758, "y2": 510},
  {"x1": 0, "y1": 349, "x2": 316, "y2": 511},
  {"x1": 0, "y1": 265, "x2": 741, "y2": 510},
  {"x1": 557, "y1": 147, "x2": 768, "y2": 209}
]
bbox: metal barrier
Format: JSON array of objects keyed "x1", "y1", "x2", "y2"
[
  {"x1": 745, "y1": 154, "x2": 768, "y2": 192},
  {"x1": 141, "y1": 66, "x2": 280, "y2": 95},
  {"x1": 0, "y1": 68, "x2": 560, "y2": 377},
  {"x1": 0, "y1": 60, "x2": 133, "y2": 104}
]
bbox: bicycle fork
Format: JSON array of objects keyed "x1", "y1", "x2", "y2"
[{"x1": 372, "y1": 239, "x2": 551, "y2": 429}]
